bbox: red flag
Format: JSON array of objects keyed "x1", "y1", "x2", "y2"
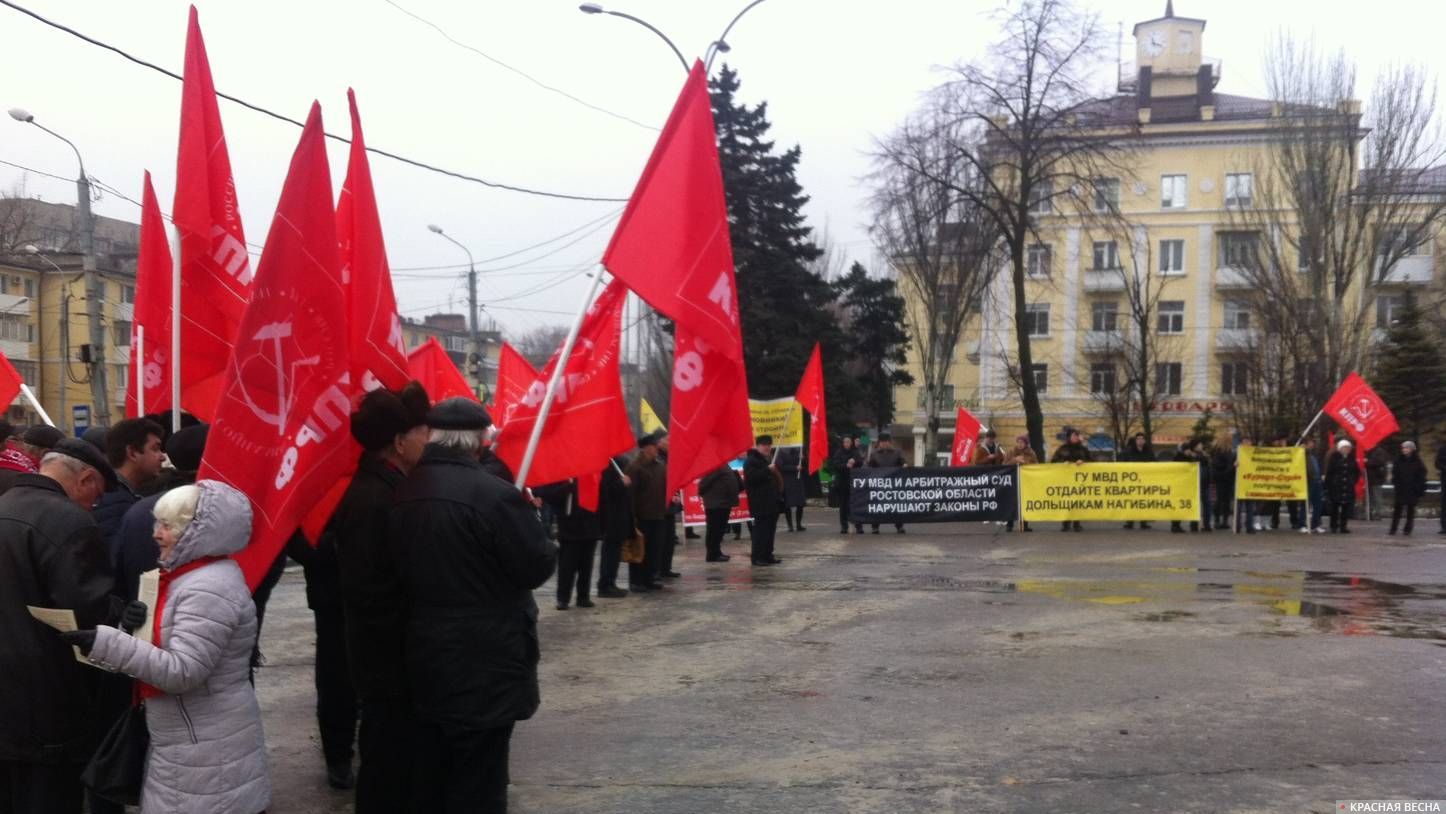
[
  {"x1": 493, "y1": 341, "x2": 538, "y2": 429},
  {"x1": 407, "y1": 338, "x2": 475, "y2": 402},
  {"x1": 577, "y1": 469, "x2": 602, "y2": 513},
  {"x1": 601, "y1": 61, "x2": 742, "y2": 364},
  {"x1": 493, "y1": 281, "x2": 634, "y2": 487},
  {"x1": 338, "y1": 89, "x2": 410, "y2": 394},
  {"x1": 126, "y1": 172, "x2": 173, "y2": 418},
  {"x1": 666, "y1": 323, "x2": 753, "y2": 497},
  {"x1": 950, "y1": 407, "x2": 982, "y2": 467},
  {"x1": 199, "y1": 102, "x2": 351, "y2": 591},
  {"x1": 0, "y1": 351, "x2": 23, "y2": 410},
  {"x1": 1355, "y1": 442, "x2": 1367, "y2": 501},
  {"x1": 793, "y1": 343, "x2": 828, "y2": 474},
  {"x1": 172, "y1": 6, "x2": 252, "y2": 421},
  {"x1": 1323, "y1": 372, "x2": 1399, "y2": 451}
]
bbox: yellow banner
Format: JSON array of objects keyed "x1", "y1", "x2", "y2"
[
  {"x1": 749, "y1": 397, "x2": 804, "y2": 446},
  {"x1": 1020, "y1": 462, "x2": 1200, "y2": 521},
  {"x1": 640, "y1": 398, "x2": 665, "y2": 435},
  {"x1": 1234, "y1": 445, "x2": 1308, "y2": 501}
]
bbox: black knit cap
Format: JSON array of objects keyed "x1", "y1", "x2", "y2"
[
  {"x1": 425, "y1": 396, "x2": 491, "y2": 432},
  {"x1": 165, "y1": 424, "x2": 210, "y2": 472},
  {"x1": 352, "y1": 382, "x2": 433, "y2": 452}
]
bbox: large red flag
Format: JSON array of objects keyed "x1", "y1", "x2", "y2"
[
  {"x1": 949, "y1": 407, "x2": 983, "y2": 467},
  {"x1": 172, "y1": 6, "x2": 252, "y2": 421},
  {"x1": 199, "y1": 103, "x2": 352, "y2": 591},
  {"x1": 794, "y1": 343, "x2": 828, "y2": 474},
  {"x1": 601, "y1": 61, "x2": 742, "y2": 364},
  {"x1": 126, "y1": 172, "x2": 174, "y2": 418},
  {"x1": 666, "y1": 324, "x2": 753, "y2": 497},
  {"x1": 0, "y1": 351, "x2": 23, "y2": 410},
  {"x1": 493, "y1": 341, "x2": 537, "y2": 429},
  {"x1": 493, "y1": 280, "x2": 634, "y2": 487},
  {"x1": 407, "y1": 338, "x2": 475, "y2": 402},
  {"x1": 1323, "y1": 372, "x2": 1399, "y2": 451}
]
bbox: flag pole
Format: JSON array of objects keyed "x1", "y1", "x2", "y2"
[
  {"x1": 1295, "y1": 409, "x2": 1325, "y2": 447},
  {"x1": 170, "y1": 225, "x2": 182, "y2": 433},
  {"x1": 20, "y1": 384, "x2": 54, "y2": 427},
  {"x1": 514, "y1": 269, "x2": 608, "y2": 489},
  {"x1": 135, "y1": 325, "x2": 144, "y2": 417}
]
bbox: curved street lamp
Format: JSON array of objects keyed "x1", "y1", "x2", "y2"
[{"x1": 579, "y1": 1, "x2": 768, "y2": 74}]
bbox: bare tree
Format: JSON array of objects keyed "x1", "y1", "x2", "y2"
[
  {"x1": 1227, "y1": 36, "x2": 1446, "y2": 420},
  {"x1": 0, "y1": 182, "x2": 40, "y2": 254},
  {"x1": 513, "y1": 325, "x2": 571, "y2": 369}
]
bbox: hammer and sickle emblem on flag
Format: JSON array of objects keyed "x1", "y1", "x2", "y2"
[{"x1": 236, "y1": 321, "x2": 320, "y2": 435}]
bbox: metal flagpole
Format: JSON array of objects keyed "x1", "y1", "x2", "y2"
[
  {"x1": 20, "y1": 384, "x2": 54, "y2": 427},
  {"x1": 514, "y1": 269, "x2": 609, "y2": 489},
  {"x1": 1295, "y1": 409, "x2": 1325, "y2": 447},
  {"x1": 170, "y1": 225, "x2": 182, "y2": 433}
]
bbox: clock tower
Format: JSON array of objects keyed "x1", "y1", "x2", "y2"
[{"x1": 1133, "y1": 1, "x2": 1208, "y2": 99}]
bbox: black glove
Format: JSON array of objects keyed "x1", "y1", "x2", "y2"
[
  {"x1": 60, "y1": 628, "x2": 97, "y2": 656},
  {"x1": 120, "y1": 600, "x2": 148, "y2": 634}
]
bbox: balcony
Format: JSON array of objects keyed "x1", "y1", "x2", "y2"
[
  {"x1": 1376, "y1": 255, "x2": 1434, "y2": 286},
  {"x1": 1082, "y1": 330, "x2": 1124, "y2": 355},
  {"x1": 1083, "y1": 268, "x2": 1126, "y2": 292},
  {"x1": 1215, "y1": 266, "x2": 1256, "y2": 289},
  {"x1": 1215, "y1": 328, "x2": 1258, "y2": 353}
]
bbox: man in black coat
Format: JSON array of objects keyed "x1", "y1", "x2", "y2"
[
  {"x1": 1050, "y1": 429, "x2": 1091, "y2": 532},
  {"x1": 92, "y1": 418, "x2": 165, "y2": 549},
  {"x1": 697, "y1": 462, "x2": 741, "y2": 561},
  {"x1": 626, "y1": 434, "x2": 668, "y2": 591},
  {"x1": 391, "y1": 398, "x2": 557, "y2": 814},
  {"x1": 0, "y1": 440, "x2": 116, "y2": 814},
  {"x1": 535, "y1": 478, "x2": 602, "y2": 610},
  {"x1": 329, "y1": 383, "x2": 430, "y2": 811},
  {"x1": 866, "y1": 433, "x2": 907, "y2": 534},
  {"x1": 1118, "y1": 433, "x2": 1154, "y2": 530},
  {"x1": 830, "y1": 436, "x2": 865, "y2": 534},
  {"x1": 595, "y1": 458, "x2": 631, "y2": 598},
  {"x1": 744, "y1": 435, "x2": 784, "y2": 566},
  {"x1": 1389, "y1": 440, "x2": 1428, "y2": 536}
]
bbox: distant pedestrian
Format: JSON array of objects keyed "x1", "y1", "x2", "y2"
[
  {"x1": 1210, "y1": 437, "x2": 1235, "y2": 530},
  {"x1": 1324, "y1": 439, "x2": 1360, "y2": 533},
  {"x1": 1389, "y1": 440, "x2": 1427, "y2": 536},
  {"x1": 829, "y1": 436, "x2": 865, "y2": 534},
  {"x1": 1051, "y1": 429, "x2": 1090, "y2": 532},
  {"x1": 866, "y1": 433, "x2": 907, "y2": 534},
  {"x1": 744, "y1": 435, "x2": 784, "y2": 565},
  {"x1": 536, "y1": 477, "x2": 601, "y2": 610},
  {"x1": 595, "y1": 457, "x2": 632, "y2": 598},
  {"x1": 1302, "y1": 436, "x2": 1325, "y2": 534},
  {"x1": 779, "y1": 446, "x2": 807, "y2": 533},
  {"x1": 697, "y1": 462, "x2": 741, "y2": 561},
  {"x1": 1003, "y1": 435, "x2": 1036, "y2": 532},
  {"x1": 626, "y1": 434, "x2": 668, "y2": 591},
  {"x1": 1119, "y1": 433, "x2": 1153, "y2": 530}
]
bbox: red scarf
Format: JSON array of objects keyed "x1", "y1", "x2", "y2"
[
  {"x1": 0, "y1": 446, "x2": 37, "y2": 474},
  {"x1": 138, "y1": 556, "x2": 225, "y2": 699}
]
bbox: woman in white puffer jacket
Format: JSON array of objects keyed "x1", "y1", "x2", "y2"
[{"x1": 86, "y1": 480, "x2": 270, "y2": 814}]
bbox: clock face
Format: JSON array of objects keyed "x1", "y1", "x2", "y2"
[{"x1": 1143, "y1": 30, "x2": 1167, "y2": 57}]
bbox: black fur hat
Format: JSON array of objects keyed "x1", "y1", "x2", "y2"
[{"x1": 351, "y1": 381, "x2": 432, "y2": 452}]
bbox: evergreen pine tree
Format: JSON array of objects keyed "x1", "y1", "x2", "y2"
[
  {"x1": 1374, "y1": 296, "x2": 1446, "y2": 438},
  {"x1": 834, "y1": 262, "x2": 912, "y2": 430}
]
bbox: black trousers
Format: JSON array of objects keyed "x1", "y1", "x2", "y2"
[
  {"x1": 659, "y1": 515, "x2": 678, "y2": 573},
  {"x1": 704, "y1": 507, "x2": 731, "y2": 558},
  {"x1": 313, "y1": 605, "x2": 359, "y2": 767},
  {"x1": 783, "y1": 506, "x2": 804, "y2": 531},
  {"x1": 597, "y1": 538, "x2": 623, "y2": 591},
  {"x1": 412, "y1": 721, "x2": 515, "y2": 814},
  {"x1": 1329, "y1": 501, "x2": 1353, "y2": 531},
  {"x1": 1391, "y1": 500, "x2": 1418, "y2": 533},
  {"x1": 750, "y1": 511, "x2": 779, "y2": 562},
  {"x1": 356, "y1": 696, "x2": 416, "y2": 814},
  {"x1": 0, "y1": 761, "x2": 82, "y2": 814},
  {"x1": 556, "y1": 539, "x2": 597, "y2": 604},
  {"x1": 629, "y1": 518, "x2": 666, "y2": 585}
]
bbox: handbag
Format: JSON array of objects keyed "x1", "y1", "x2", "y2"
[
  {"x1": 621, "y1": 527, "x2": 646, "y2": 564},
  {"x1": 81, "y1": 702, "x2": 149, "y2": 805}
]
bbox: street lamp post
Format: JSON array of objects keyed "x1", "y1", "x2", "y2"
[
  {"x1": 9, "y1": 108, "x2": 111, "y2": 425},
  {"x1": 578, "y1": 1, "x2": 769, "y2": 74},
  {"x1": 426, "y1": 224, "x2": 481, "y2": 389}
]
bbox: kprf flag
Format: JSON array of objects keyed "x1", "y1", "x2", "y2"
[
  {"x1": 0, "y1": 351, "x2": 23, "y2": 409},
  {"x1": 172, "y1": 6, "x2": 252, "y2": 421},
  {"x1": 639, "y1": 398, "x2": 665, "y2": 435},
  {"x1": 407, "y1": 338, "x2": 475, "y2": 402},
  {"x1": 1322, "y1": 372, "x2": 1399, "y2": 451},
  {"x1": 199, "y1": 103, "x2": 352, "y2": 591},
  {"x1": 493, "y1": 342, "x2": 537, "y2": 429},
  {"x1": 601, "y1": 61, "x2": 752, "y2": 496},
  {"x1": 794, "y1": 343, "x2": 827, "y2": 474},
  {"x1": 493, "y1": 280, "x2": 634, "y2": 488},
  {"x1": 125, "y1": 172, "x2": 173, "y2": 418},
  {"x1": 949, "y1": 407, "x2": 982, "y2": 467}
]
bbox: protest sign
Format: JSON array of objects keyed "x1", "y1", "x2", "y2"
[
  {"x1": 1019, "y1": 462, "x2": 1199, "y2": 522},
  {"x1": 1234, "y1": 445, "x2": 1308, "y2": 501},
  {"x1": 681, "y1": 468, "x2": 752, "y2": 527},
  {"x1": 848, "y1": 466, "x2": 1017, "y2": 524},
  {"x1": 749, "y1": 397, "x2": 804, "y2": 446}
]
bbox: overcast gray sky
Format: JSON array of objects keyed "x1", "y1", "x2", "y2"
[{"x1": 3, "y1": 0, "x2": 1440, "y2": 338}]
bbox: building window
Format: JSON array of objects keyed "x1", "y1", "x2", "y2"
[
  {"x1": 0, "y1": 315, "x2": 29, "y2": 343},
  {"x1": 1161, "y1": 174, "x2": 1188, "y2": 208},
  {"x1": 1223, "y1": 300, "x2": 1250, "y2": 331},
  {"x1": 1159, "y1": 239, "x2": 1185, "y2": 275},
  {"x1": 1093, "y1": 178, "x2": 1120, "y2": 212},
  {"x1": 1024, "y1": 303, "x2": 1050, "y2": 337},
  {"x1": 23, "y1": 279, "x2": 34, "y2": 298},
  {"x1": 1376, "y1": 294, "x2": 1405, "y2": 328},
  {"x1": 1091, "y1": 301, "x2": 1119, "y2": 332},
  {"x1": 1219, "y1": 232, "x2": 1258, "y2": 269},
  {"x1": 1157, "y1": 301, "x2": 1185, "y2": 334},
  {"x1": 1092, "y1": 241, "x2": 1119, "y2": 270},
  {"x1": 1377, "y1": 225, "x2": 1430, "y2": 257},
  {"x1": 11, "y1": 360, "x2": 36, "y2": 383},
  {"x1": 112, "y1": 320, "x2": 132, "y2": 347},
  {"x1": 444, "y1": 335, "x2": 468, "y2": 353},
  {"x1": 121, "y1": 285, "x2": 136, "y2": 304},
  {"x1": 1155, "y1": 362, "x2": 1183, "y2": 396},
  {"x1": 1031, "y1": 363, "x2": 1049, "y2": 394},
  {"x1": 1028, "y1": 180, "x2": 1053, "y2": 214},
  {"x1": 1090, "y1": 363, "x2": 1116, "y2": 395},
  {"x1": 1026, "y1": 243, "x2": 1052, "y2": 278},
  {"x1": 1225, "y1": 173, "x2": 1253, "y2": 208},
  {"x1": 1222, "y1": 362, "x2": 1248, "y2": 395}
]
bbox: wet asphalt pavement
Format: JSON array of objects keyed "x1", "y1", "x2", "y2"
[{"x1": 254, "y1": 515, "x2": 1446, "y2": 813}]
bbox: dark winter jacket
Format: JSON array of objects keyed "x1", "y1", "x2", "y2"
[
  {"x1": 697, "y1": 464, "x2": 742, "y2": 511},
  {"x1": 328, "y1": 454, "x2": 408, "y2": 701},
  {"x1": 114, "y1": 494, "x2": 162, "y2": 602},
  {"x1": 1305, "y1": 451, "x2": 1323, "y2": 502},
  {"x1": 1210, "y1": 449, "x2": 1235, "y2": 486},
  {"x1": 1051, "y1": 442, "x2": 1091, "y2": 464},
  {"x1": 535, "y1": 480, "x2": 603, "y2": 542},
  {"x1": 92, "y1": 478, "x2": 140, "y2": 552},
  {"x1": 776, "y1": 447, "x2": 806, "y2": 508},
  {"x1": 829, "y1": 446, "x2": 865, "y2": 495},
  {"x1": 598, "y1": 460, "x2": 634, "y2": 545},
  {"x1": 1437, "y1": 444, "x2": 1446, "y2": 480},
  {"x1": 1324, "y1": 450, "x2": 1361, "y2": 504},
  {"x1": 866, "y1": 446, "x2": 907, "y2": 468},
  {"x1": 1392, "y1": 452, "x2": 1428, "y2": 504},
  {"x1": 0, "y1": 474, "x2": 114, "y2": 763},
  {"x1": 390, "y1": 444, "x2": 557, "y2": 730},
  {"x1": 1174, "y1": 448, "x2": 1210, "y2": 487},
  {"x1": 479, "y1": 447, "x2": 515, "y2": 484},
  {"x1": 285, "y1": 526, "x2": 339, "y2": 612},
  {"x1": 743, "y1": 449, "x2": 783, "y2": 519},
  {"x1": 1119, "y1": 443, "x2": 1154, "y2": 463},
  {"x1": 627, "y1": 453, "x2": 668, "y2": 521}
]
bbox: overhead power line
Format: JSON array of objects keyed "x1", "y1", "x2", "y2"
[{"x1": 0, "y1": 0, "x2": 629, "y2": 203}]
